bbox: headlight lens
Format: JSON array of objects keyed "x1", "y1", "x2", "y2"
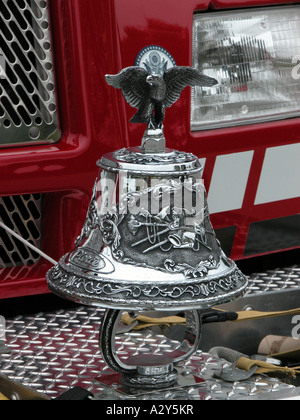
[{"x1": 191, "y1": 6, "x2": 300, "y2": 131}]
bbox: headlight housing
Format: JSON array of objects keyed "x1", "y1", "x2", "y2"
[{"x1": 191, "y1": 6, "x2": 300, "y2": 131}]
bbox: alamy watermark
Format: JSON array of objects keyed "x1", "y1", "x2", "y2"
[
  {"x1": 96, "y1": 171, "x2": 206, "y2": 225},
  {"x1": 291, "y1": 315, "x2": 300, "y2": 338},
  {"x1": 292, "y1": 55, "x2": 300, "y2": 80},
  {"x1": 0, "y1": 316, "x2": 9, "y2": 354},
  {"x1": 0, "y1": 316, "x2": 6, "y2": 342}
]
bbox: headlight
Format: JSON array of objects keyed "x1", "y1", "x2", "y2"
[{"x1": 191, "y1": 6, "x2": 300, "y2": 131}]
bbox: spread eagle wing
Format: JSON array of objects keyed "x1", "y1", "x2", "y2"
[
  {"x1": 105, "y1": 66, "x2": 150, "y2": 110},
  {"x1": 163, "y1": 66, "x2": 218, "y2": 109}
]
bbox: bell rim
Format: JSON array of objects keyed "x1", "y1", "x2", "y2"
[
  {"x1": 46, "y1": 256, "x2": 248, "y2": 311},
  {"x1": 47, "y1": 278, "x2": 248, "y2": 311},
  {"x1": 97, "y1": 147, "x2": 203, "y2": 176}
]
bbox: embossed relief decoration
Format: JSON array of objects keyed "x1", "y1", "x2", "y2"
[
  {"x1": 116, "y1": 208, "x2": 221, "y2": 277},
  {"x1": 74, "y1": 176, "x2": 222, "y2": 278}
]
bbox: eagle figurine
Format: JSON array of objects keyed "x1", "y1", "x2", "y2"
[{"x1": 105, "y1": 66, "x2": 218, "y2": 129}]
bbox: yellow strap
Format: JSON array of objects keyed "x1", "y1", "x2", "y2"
[
  {"x1": 236, "y1": 357, "x2": 300, "y2": 379},
  {"x1": 121, "y1": 313, "x2": 186, "y2": 330},
  {"x1": 0, "y1": 392, "x2": 8, "y2": 400},
  {"x1": 270, "y1": 349, "x2": 300, "y2": 362},
  {"x1": 235, "y1": 308, "x2": 300, "y2": 322},
  {"x1": 121, "y1": 308, "x2": 300, "y2": 331}
]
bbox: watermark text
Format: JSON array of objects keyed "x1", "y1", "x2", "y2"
[{"x1": 96, "y1": 171, "x2": 206, "y2": 225}]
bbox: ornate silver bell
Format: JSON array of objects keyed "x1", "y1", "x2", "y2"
[
  {"x1": 47, "y1": 145, "x2": 247, "y2": 310},
  {"x1": 46, "y1": 64, "x2": 248, "y2": 392}
]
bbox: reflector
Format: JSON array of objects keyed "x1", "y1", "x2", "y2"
[{"x1": 192, "y1": 6, "x2": 300, "y2": 130}]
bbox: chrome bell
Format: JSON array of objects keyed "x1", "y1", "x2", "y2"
[
  {"x1": 47, "y1": 141, "x2": 247, "y2": 310},
  {"x1": 46, "y1": 64, "x2": 248, "y2": 392}
]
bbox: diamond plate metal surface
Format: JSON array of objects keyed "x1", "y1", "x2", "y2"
[
  {"x1": 246, "y1": 265, "x2": 300, "y2": 295},
  {"x1": 0, "y1": 264, "x2": 299, "y2": 400}
]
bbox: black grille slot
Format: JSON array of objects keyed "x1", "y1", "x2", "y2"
[
  {"x1": 0, "y1": 194, "x2": 42, "y2": 267},
  {"x1": 0, "y1": 0, "x2": 60, "y2": 146}
]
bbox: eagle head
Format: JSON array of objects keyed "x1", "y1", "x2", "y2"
[{"x1": 146, "y1": 74, "x2": 164, "y2": 87}]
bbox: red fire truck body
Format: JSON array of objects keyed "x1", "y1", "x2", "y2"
[{"x1": 0, "y1": 0, "x2": 299, "y2": 299}]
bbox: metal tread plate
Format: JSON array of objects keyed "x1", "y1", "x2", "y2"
[
  {"x1": 246, "y1": 265, "x2": 300, "y2": 295},
  {"x1": 0, "y1": 264, "x2": 299, "y2": 400}
]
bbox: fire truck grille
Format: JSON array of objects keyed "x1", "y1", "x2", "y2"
[
  {"x1": 0, "y1": 0, "x2": 60, "y2": 146},
  {"x1": 0, "y1": 194, "x2": 42, "y2": 267}
]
